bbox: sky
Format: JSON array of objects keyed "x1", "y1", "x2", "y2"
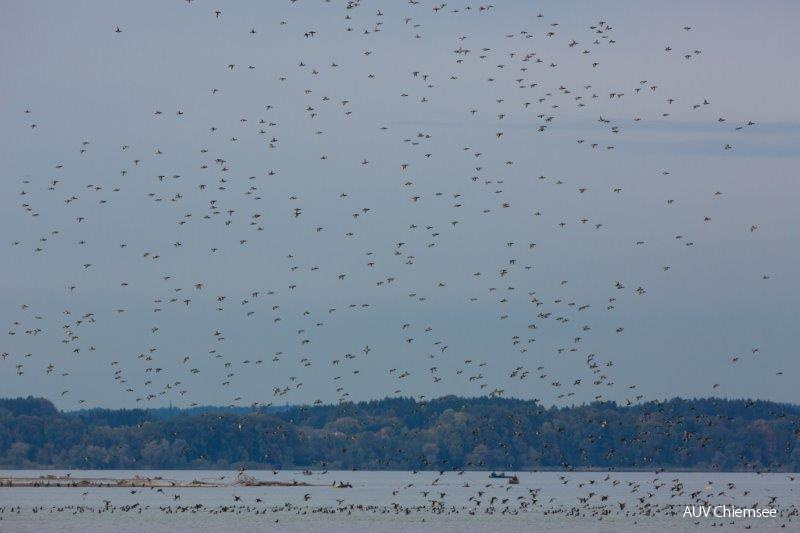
[{"x1": 1, "y1": 0, "x2": 799, "y2": 410}]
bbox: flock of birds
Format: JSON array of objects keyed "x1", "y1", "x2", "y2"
[
  {"x1": 6, "y1": 1, "x2": 777, "y2": 408},
  {"x1": 2, "y1": 0, "x2": 794, "y2": 528},
  {"x1": 1, "y1": 470, "x2": 798, "y2": 529}
]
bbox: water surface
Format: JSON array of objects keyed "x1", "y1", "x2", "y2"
[{"x1": 1, "y1": 470, "x2": 796, "y2": 532}]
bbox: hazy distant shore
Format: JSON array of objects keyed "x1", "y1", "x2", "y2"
[{"x1": 2, "y1": 396, "x2": 798, "y2": 472}]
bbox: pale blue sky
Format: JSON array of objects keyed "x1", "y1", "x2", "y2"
[{"x1": 1, "y1": 0, "x2": 798, "y2": 409}]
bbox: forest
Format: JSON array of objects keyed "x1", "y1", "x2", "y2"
[{"x1": 1, "y1": 395, "x2": 798, "y2": 471}]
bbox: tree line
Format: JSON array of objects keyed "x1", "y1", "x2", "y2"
[{"x1": 1, "y1": 395, "x2": 798, "y2": 471}]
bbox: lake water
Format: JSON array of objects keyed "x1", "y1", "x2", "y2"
[{"x1": 0, "y1": 470, "x2": 797, "y2": 532}]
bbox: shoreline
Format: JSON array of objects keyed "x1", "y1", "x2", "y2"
[{"x1": 0, "y1": 474, "x2": 317, "y2": 489}]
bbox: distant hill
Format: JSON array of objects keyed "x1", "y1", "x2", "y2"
[
  {"x1": 65, "y1": 403, "x2": 292, "y2": 426},
  {"x1": 1, "y1": 395, "x2": 798, "y2": 471}
]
